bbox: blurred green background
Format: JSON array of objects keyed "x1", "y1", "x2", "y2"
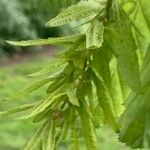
[
  {"x1": 0, "y1": 0, "x2": 59, "y2": 58},
  {"x1": 0, "y1": 0, "x2": 136, "y2": 150}
]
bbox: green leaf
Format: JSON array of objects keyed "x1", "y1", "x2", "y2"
[
  {"x1": 47, "y1": 62, "x2": 74, "y2": 93},
  {"x1": 70, "y1": 118, "x2": 79, "y2": 150},
  {"x1": 83, "y1": 100, "x2": 95, "y2": 123},
  {"x1": 111, "y1": 68, "x2": 124, "y2": 117},
  {"x1": 58, "y1": 107, "x2": 75, "y2": 143},
  {"x1": 123, "y1": 1, "x2": 150, "y2": 39},
  {"x1": 6, "y1": 35, "x2": 81, "y2": 47},
  {"x1": 86, "y1": 20, "x2": 104, "y2": 49},
  {"x1": 0, "y1": 104, "x2": 35, "y2": 116},
  {"x1": 116, "y1": 35, "x2": 141, "y2": 93},
  {"x1": 65, "y1": 84, "x2": 79, "y2": 106},
  {"x1": 119, "y1": 82, "x2": 150, "y2": 149},
  {"x1": 141, "y1": 46, "x2": 150, "y2": 86},
  {"x1": 46, "y1": 1, "x2": 100, "y2": 27},
  {"x1": 78, "y1": 101, "x2": 97, "y2": 150},
  {"x1": 140, "y1": 0, "x2": 150, "y2": 29},
  {"x1": 24, "y1": 120, "x2": 48, "y2": 150},
  {"x1": 91, "y1": 69, "x2": 118, "y2": 131},
  {"x1": 111, "y1": 3, "x2": 141, "y2": 92},
  {"x1": 143, "y1": 107, "x2": 150, "y2": 148},
  {"x1": 7, "y1": 77, "x2": 52, "y2": 100},
  {"x1": 47, "y1": 74, "x2": 68, "y2": 94},
  {"x1": 18, "y1": 92, "x2": 66, "y2": 119},
  {"x1": 91, "y1": 46, "x2": 112, "y2": 89},
  {"x1": 33, "y1": 107, "x2": 52, "y2": 123},
  {"x1": 93, "y1": 105, "x2": 104, "y2": 128},
  {"x1": 82, "y1": 68, "x2": 93, "y2": 100},
  {"x1": 27, "y1": 59, "x2": 67, "y2": 77},
  {"x1": 42, "y1": 120, "x2": 56, "y2": 150}
]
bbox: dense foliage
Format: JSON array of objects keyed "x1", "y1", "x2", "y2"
[
  {"x1": 0, "y1": 56, "x2": 130, "y2": 150},
  {"x1": 1, "y1": 0, "x2": 150, "y2": 149}
]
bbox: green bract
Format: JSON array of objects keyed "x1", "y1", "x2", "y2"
[{"x1": 1, "y1": 0, "x2": 150, "y2": 149}]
